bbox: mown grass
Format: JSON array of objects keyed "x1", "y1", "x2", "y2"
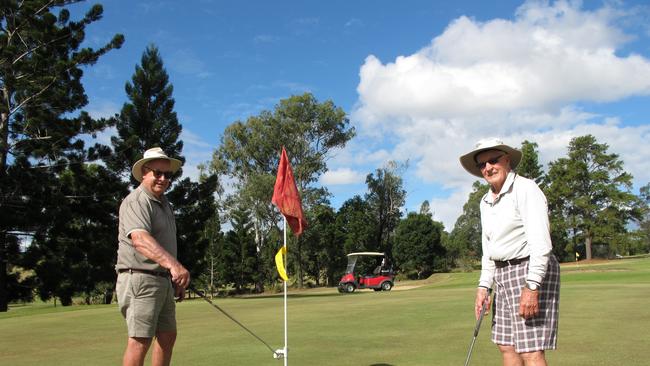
[{"x1": 1, "y1": 257, "x2": 648, "y2": 365}]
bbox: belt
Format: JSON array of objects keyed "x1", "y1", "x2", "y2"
[
  {"x1": 118, "y1": 268, "x2": 170, "y2": 278},
  {"x1": 494, "y1": 256, "x2": 530, "y2": 268}
]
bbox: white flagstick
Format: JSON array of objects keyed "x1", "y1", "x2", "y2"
[{"x1": 283, "y1": 216, "x2": 288, "y2": 366}]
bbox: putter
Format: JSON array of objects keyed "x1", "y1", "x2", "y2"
[
  {"x1": 464, "y1": 288, "x2": 492, "y2": 366},
  {"x1": 190, "y1": 286, "x2": 282, "y2": 359}
]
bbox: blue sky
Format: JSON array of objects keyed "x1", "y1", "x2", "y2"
[{"x1": 74, "y1": 0, "x2": 650, "y2": 229}]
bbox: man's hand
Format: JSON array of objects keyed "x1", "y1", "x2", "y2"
[
  {"x1": 519, "y1": 287, "x2": 539, "y2": 319},
  {"x1": 475, "y1": 287, "x2": 491, "y2": 320},
  {"x1": 174, "y1": 285, "x2": 186, "y2": 302},
  {"x1": 170, "y1": 263, "x2": 190, "y2": 289}
]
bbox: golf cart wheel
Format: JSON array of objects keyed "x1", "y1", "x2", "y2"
[
  {"x1": 345, "y1": 283, "x2": 355, "y2": 293},
  {"x1": 381, "y1": 281, "x2": 393, "y2": 291}
]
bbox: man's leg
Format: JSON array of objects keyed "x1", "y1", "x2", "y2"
[
  {"x1": 498, "y1": 345, "x2": 523, "y2": 366},
  {"x1": 520, "y1": 350, "x2": 547, "y2": 366},
  {"x1": 152, "y1": 330, "x2": 177, "y2": 366},
  {"x1": 123, "y1": 337, "x2": 153, "y2": 366}
]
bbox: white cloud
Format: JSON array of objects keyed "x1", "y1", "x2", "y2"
[
  {"x1": 321, "y1": 168, "x2": 365, "y2": 185},
  {"x1": 85, "y1": 99, "x2": 120, "y2": 119},
  {"x1": 179, "y1": 129, "x2": 217, "y2": 181},
  {"x1": 350, "y1": 0, "x2": 650, "y2": 230},
  {"x1": 181, "y1": 129, "x2": 213, "y2": 149},
  {"x1": 254, "y1": 34, "x2": 280, "y2": 44},
  {"x1": 345, "y1": 18, "x2": 363, "y2": 28},
  {"x1": 169, "y1": 49, "x2": 213, "y2": 78}
]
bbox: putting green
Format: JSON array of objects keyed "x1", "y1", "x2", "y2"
[{"x1": 1, "y1": 257, "x2": 648, "y2": 365}]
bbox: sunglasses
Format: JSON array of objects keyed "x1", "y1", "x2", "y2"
[
  {"x1": 144, "y1": 165, "x2": 174, "y2": 180},
  {"x1": 476, "y1": 154, "x2": 505, "y2": 170}
]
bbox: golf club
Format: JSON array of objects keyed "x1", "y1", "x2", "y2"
[
  {"x1": 190, "y1": 285, "x2": 282, "y2": 359},
  {"x1": 464, "y1": 288, "x2": 492, "y2": 366}
]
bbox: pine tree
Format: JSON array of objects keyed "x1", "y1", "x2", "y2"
[
  {"x1": 517, "y1": 140, "x2": 545, "y2": 185},
  {"x1": 0, "y1": 1, "x2": 123, "y2": 311},
  {"x1": 107, "y1": 44, "x2": 184, "y2": 184},
  {"x1": 223, "y1": 205, "x2": 257, "y2": 292}
]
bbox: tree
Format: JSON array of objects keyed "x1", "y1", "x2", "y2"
[
  {"x1": 517, "y1": 140, "x2": 544, "y2": 184},
  {"x1": 445, "y1": 181, "x2": 489, "y2": 267},
  {"x1": 628, "y1": 183, "x2": 650, "y2": 255},
  {"x1": 419, "y1": 200, "x2": 431, "y2": 216},
  {"x1": 166, "y1": 175, "x2": 219, "y2": 283},
  {"x1": 365, "y1": 161, "x2": 407, "y2": 256},
  {"x1": 640, "y1": 183, "x2": 650, "y2": 243},
  {"x1": 107, "y1": 44, "x2": 184, "y2": 184},
  {"x1": 545, "y1": 135, "x2": 642, "y2": 260},
  {"x1": 213, "y1": 92, "x2": 355, "y2": 287},
  {"x1": 393, "y1": 212, "x2": 446, "y2": 279},
  {"x1": 335, "y1": 196, "x2": 376, "y2": 255},
  {"x1": 23, "y1": 164, "x2": 126, "y2": 306},
  {"x1": 223, "y1": 205, "x2": 258, "y2": 292},
  {"x1": 196, "y1": 211, "x2": 223, "y2": 296},
  {"x1": 301, "y1": 204, "x2": 345, "y2": 286},
  {"x1": 0, "y1": 1, "x2": 123, "y2": 311}
]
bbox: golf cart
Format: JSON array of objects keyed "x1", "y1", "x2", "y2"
[{"x1": 338, "y1": 252, "x2": 394, "y2": 293}]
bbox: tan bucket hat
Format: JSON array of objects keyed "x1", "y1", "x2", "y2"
[
  {"x1": 131, "y1": 147, "x2": 182, "y2": 182},
  {"x1": 459, "y1": 138, "x2": 522, "y2": 178}
]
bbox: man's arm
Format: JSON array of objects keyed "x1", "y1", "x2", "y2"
[{"x1": 130, "y1": 230, "x2": 190, "y2": 289}]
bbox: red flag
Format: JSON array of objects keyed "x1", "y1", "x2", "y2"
[{"x1": 272, "y1": 147, "x2": 307, "y2": 236}]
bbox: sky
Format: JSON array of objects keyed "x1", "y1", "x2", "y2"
[{"x1": 73, "y1": 0, "x2": 650, "y2": 230}]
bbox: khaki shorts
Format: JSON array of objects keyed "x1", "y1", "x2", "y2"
[{"x1": 116, "y1": 272, "x2": 176, "y2": 338}]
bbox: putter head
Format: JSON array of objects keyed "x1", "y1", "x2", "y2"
[{"x1": 273, "y1": 349, "x2": 285, "y2": 359}]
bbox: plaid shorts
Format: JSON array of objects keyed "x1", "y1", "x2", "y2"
[{"x1": 491, "y1": 255, "x2": 560, "y2": 353}]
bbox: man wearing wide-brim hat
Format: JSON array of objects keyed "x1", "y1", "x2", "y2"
[
  {"x1": 115, "y1": 147, "x2": 189, "y2": 366},
  {"x1": 460, "y1": 138, "x2": 560, "y2": 366}
]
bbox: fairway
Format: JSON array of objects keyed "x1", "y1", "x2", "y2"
[{"x1": 1, "y1": 258, "x2": 649, "y2": 365}]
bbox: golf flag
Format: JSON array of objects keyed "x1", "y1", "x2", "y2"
[
  {"x1": 271, "y1": 147, "x2": 307, "y2": 236},
  {"x1": 275, "y1": 246, "x2": 289, "y2": 281}
]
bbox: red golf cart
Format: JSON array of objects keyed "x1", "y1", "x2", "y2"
[{"x1": 338, "y1": 252, "x2": 394, "y2": 293}]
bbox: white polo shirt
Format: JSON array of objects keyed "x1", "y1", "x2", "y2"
[{"x1": 478, "y1": 172, "x2": 552, "y2": 289}]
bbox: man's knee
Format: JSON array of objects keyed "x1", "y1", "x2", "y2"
[
  {"x1": 498, "y1": 344, "x2": 518, "y2": 355},
  {"x1": 124, "y1": 337, "x2": 153, "y2": 365},
  {"x1": 155, "y1": 330, "x2": 177, "y2": 350},
  {"x1": 128, "y1": 337, "x2": 153, "y2": 352},
  {"x1": 520, "y1": 350, "x2": 546, "y2": 361}
]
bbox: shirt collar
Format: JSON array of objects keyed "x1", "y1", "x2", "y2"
[
  {"x1": 483, "y1": 171, "x2": 517, "y2": 204},
  {"x1": 137, "y1": 185, "x2": 165, "y2": 204}
]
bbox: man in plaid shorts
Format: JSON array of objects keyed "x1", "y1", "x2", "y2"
[{"x1": 460, "y1": 138, "x2": 560, "y2": 366}]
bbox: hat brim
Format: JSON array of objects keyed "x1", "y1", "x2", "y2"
[
  {"x1": 459, "y1": 144, "x2": 521, "y2": 178},
  {"x1": 132, "y1": 157, "x2": 182, "y2": 182}
]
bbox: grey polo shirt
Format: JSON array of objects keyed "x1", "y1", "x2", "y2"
[
  {"x1": 116, "y1": 185, "x2": 177, "y2": 272},
  {"x1": 478, "y1": 172, "x2": 552, "y2": 289}
]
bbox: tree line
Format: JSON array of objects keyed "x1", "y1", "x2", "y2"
[
  {"x1": 449, "y1": 139, "x2": 648, "y2": 265},
  {"x1": 1, "y1": 1, "x2": 648, "y2": 311}
]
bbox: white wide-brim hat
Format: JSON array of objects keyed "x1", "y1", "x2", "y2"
[
  {"x1": 459, "y1": 138, "x2": 522, "y2": 178},
  {"x1": 132, "y1": 147, "x2": 182, "y2": 182}
]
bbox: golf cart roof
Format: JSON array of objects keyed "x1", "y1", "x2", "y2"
[{"x1": 347, "y1": 252, "x2": 385, "y2": 257}]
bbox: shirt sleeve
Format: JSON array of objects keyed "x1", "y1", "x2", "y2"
[
  {"x1": 478, "y1": 200, "x2": 495, "y2": 289},
  {"x1": 519, "y1": 180, "x2": 552, "y2": 284},
  {"x1": 122, "y1": 198, "x2": 153, "y2": 240}
]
